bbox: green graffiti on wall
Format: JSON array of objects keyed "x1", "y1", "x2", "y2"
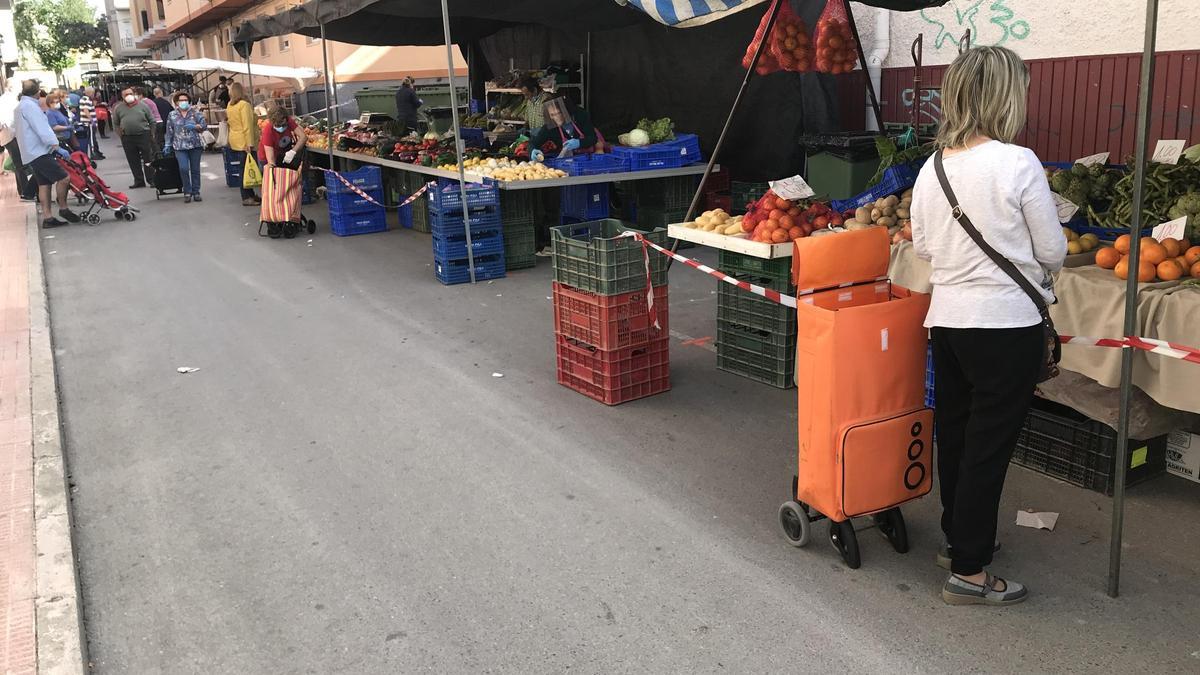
[{"x1": 919, "y1": 1, "x2": 1031, "y2": 50}]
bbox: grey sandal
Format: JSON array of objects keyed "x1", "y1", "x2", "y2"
[{"x1": 942, "y1": 573, "x2": 1028, "y2": 606}]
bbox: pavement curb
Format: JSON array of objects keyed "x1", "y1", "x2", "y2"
[{"x1": 26, "y1": 212, "x2": 89, "y2": 675}]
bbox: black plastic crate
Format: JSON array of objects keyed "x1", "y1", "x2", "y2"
[
  {"x1": 717, "y1": 275, "x2": 797, "y2": 336},
  {"x1": 633, "y1": 176, "x2": 700, "y2": 211},
  {"x1": 730, "y1": 180, "x2": 769, "y2": 214},
  {"x1": 718, "y1": 250, "x2": 793, "y2": 291},
  {"x1": 503, "y1": 220, "x2": 536, "y2": 270},
  {"x1": 1012, "y1": 397, "x2": 1168, "y2": 495}
]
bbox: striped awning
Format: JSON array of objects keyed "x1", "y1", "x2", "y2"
[{"x1": 621, "y1": 0, "x2": 768, "y2": 28}]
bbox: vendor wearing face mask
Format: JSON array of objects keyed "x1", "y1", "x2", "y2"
[
  {"x1": 259, "y1": 106, "x2": 306, "y2": 170},
  {"x1": 112, "y1": 87, "x2": 155, "y2": 188}
]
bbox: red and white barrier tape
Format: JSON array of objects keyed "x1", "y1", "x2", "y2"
[
  {"x1": 619, "y1": 231, "x2": 1200, "y2": 365},
  {"x1": 313, "y1": 167, "x2": 429, "y2": 210}
]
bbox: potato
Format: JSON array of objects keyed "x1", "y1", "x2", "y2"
[
  {"x1": 877, "y1": 215, "x2": 897, "y2": 228},
  {"x1": 901, "y1": 189, "x2": 914, "y2": 200},
  {"x1": 870, "y1": 208, "x2": 883, "y2": 221},
  {"x1": 1067, "y1": 240, "x2": 1083, "y2": 255},
  {"x1": 875, "y1": 198, "x2": 888, "y2": 211},
  {"x1": 882, "y1": 206, "x2": 896, "y2": 217},
  {"x1": 884, "y1": 195, "x2": 900, "y2": 208},
  {"x1": 683, "y1": 221, "x2": 697, "y2": 228},
  {"x1": 855, "y1": 206, "x2": 872, "y2": 223},
  {"x1": 895, "y1": 207, "x2": 910, "y2": 219},
  {"x1": 725, "y1": 223, "x2": 743, "y2": 235},
  {"x1": 845, "y1": 222, "x2": 875, "y2": 231}
]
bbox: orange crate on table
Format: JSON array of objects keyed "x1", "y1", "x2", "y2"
[
  {"x1": 552, "y1": 282, "x2": 669, "y2": 351},
  {"x1": 555, "y1": 335, "x2": 670, "y2": 405}
]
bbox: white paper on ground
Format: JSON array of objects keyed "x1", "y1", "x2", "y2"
[
  {"x1": 176, "y1": 367, "x2": 200, "y2": 374},
  {"x1": 769, "y1": 175, "x2": 816, "y2": 200},
  {"x1": 1015, "y1": 510, "x2": 1059, "y2": 530}
]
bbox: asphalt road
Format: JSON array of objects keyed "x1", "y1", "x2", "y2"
[{"x1": 43, "y1": 153, "x2": 1200, "y2": 674}]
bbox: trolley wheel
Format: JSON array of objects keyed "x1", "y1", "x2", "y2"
[
  {"x1": 124, "y1": 211, "x2": 136, "y2": 222},
  {"x1": 829, "y1": 520, "x2": 861, "y2": 569},
  {"x1": 85, "y1": 213, "x2": 101, "y2": 226},
  {"x1": 778, "y1": 501, "x2": 810, "y2": 547},
  {"x1": 114, "y1": 208, "x2": 125, "y2": 220},
  {"x1": 305, "y1": 218, "x2": 316, "y2": 235},
  {"x1": 874, "y1": 508, "x2": 909, "y2": 554}
]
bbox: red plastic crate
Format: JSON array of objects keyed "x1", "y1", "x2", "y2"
[
  {"x1": 555, "y1": 335, "x2": 671, "y2": 405},
  {"x1": 704, "y1": 168, "x2": 731, "y2": 194},
  {"x1": 705, "y1": 193, "x2": 733, "y2": 214},
  {"x1": 552, "y1": 282, "x2": 669, "y2": 350}
]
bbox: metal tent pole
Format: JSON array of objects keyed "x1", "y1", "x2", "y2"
[
  {"x1": 669, "y1": 0, "x2": 784, "y2": 268},
  {"x1": 246, "y1": 58, "x2": 255, "y2": 108},
  {"x1": 1108, "y1": 0, "x2": 1159, "y2": 599},
  {"x1": 320, "y1": 22, "x2": 334, "y2": 168},
  {"x1": 441, "y1": 0, "x2": 477, "y2": 283},
  {"x1": 845, "y1": 2, "x2": 884, "y2": 132}
]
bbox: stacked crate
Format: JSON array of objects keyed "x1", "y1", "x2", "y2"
[
  {"x1": 393, "y1": 170, "x2": 431, "y2": 232},
  {"x1": 730, "y1": 180, "x2": 770, "y2": 215},
  {"x1": 222, "y1": 147, "x2": 245, "y2": 188},
  {"x1": 550, "y1": 219, "x2": 671, "y2": 405},
  {"x1": 715, "y1": 250, "x2": 796, "y2": 388},
  {"x1": 325, "y1": 166, "x2": 388, "y2": 237},
  {"x1": 500, "y1": 191, "x2": 537, "y2": 270},
  {"x1": 428, "y1": 179, "x2": 506, "y2": 285}
]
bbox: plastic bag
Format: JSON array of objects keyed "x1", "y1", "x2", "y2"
[
  {"x1": 814, "y1": 0, "x2": 859, "y2": 74},
  {"x1": 243, "y1": 154, "x2": 262, "y2": 189},
  {"x1": 742, "y1": 0, "x2": 812, "y2": 75}
]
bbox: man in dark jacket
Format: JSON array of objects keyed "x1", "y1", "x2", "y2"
[{"x1": 393, "y1": 77, "x2": 422, "y2": 135}]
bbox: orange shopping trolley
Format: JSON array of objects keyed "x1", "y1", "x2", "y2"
[{"x1": 776, "y1": 227, "x2": 933, "y2": 568}]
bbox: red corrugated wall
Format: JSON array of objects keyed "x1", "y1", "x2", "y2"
[{"x1": 877, "y1": 50, "x2": 1199, "y2": 162}]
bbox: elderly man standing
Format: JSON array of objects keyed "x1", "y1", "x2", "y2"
[
  {"x1": 14, "y1": 79, "x2": 79, "y2": 228},
  {"x1": 113, "y1": 86, "x2": 155, "y2": 188}
]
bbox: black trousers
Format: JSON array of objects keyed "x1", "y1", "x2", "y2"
[
  {"x1": 121, "y1": 133, "x2": 154, "y2": 185},
  {"x1": 4, "y1": 139, "x2": 34, "y2": 199},
  {"x1": 931, "y1": 325, "x2": 1042, "y2": 576}
]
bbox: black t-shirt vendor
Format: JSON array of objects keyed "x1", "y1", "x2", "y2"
[{"x1": 529, "y1": 97, "x2": 601, "y2": 161}]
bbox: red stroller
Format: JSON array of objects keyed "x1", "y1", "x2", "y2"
[{"x1": 58, "y1": 149, "x2": 139, "y2": 224}]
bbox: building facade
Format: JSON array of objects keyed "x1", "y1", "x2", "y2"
[
  {"x1": 130, "y1": 0, "x2": 464, "y2": 113},
  {"x1": 105, "y1": 0, "x2": 150, "y2": 62}
]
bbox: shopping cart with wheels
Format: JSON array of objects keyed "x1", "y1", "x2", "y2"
[
  {"x1": 259, "y1": 164, "x2": 317, "y2": 239},
  {"x1": 777, "y1": 226, "x2": 932, "y2": 569}
]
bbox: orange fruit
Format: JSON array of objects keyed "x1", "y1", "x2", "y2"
[
  {"x1": 770, "y1": 228, "x2": 789, "y2": 243},
  {"x1": 774, "y1": 197, "x2": 791, "y2": 211},
  {"x1": 1095, "y1": 247, "x2": 1122, "y2": 269},
  {"x1": 778, "y1": 214, "x2": 795, "y2": 230},
  {"x1": 1142, "y1": 242, "x2": 1167, "y2": 265},
  {"x1": 1162, "y1": 238, "x2": 1182, "y2": 258},
  {"x1": 1114, "y1": 258, "x2": 1130, "y2": 280},
  {"x1": 1141, "y1": 236, "x2": 1158, "y2": 248},
  {"x1": 788, "y1": 226, "x2": 803, "y2": 240},
  {"x1": 1185, "y1": 246, "x2": 1200, "y2": 266},
  {"x1": 1137, "y1": 260, "x2": 1157, "y2": 282},
  {"x1": 1157, "y1": 260, "x2": 1183, "y2": 281},
  {"x1": 769, "y1": 209, "x2": 786, "y2": 221},
  {"x1": 1114, "y1": 234, "x2": 1131, "y2": 254},
  {"x1": 1193, "y1": 261, "x2": 1200, "y2": 278}
]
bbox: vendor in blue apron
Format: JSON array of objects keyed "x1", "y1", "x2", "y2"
[{"x1": 529, "y1": 97, "x2": 601, "y2": 162}]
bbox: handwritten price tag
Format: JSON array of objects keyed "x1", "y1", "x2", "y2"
[
  {"x1": 1074, "y1": 152, "x2": 1110, "y2": 167},
  {"x1": 1152, "y1": 216, "x2": 1188, "y2": 241},
  {"x1": 769, "y1": 175, "x2": 815, "y2": 200},
  {"x1": 1052, "y1": 192, "x2": 1080, "y2": 223},
  {"x1": 1152, "y1": 140, "x2": 1185, "y2": 164}
]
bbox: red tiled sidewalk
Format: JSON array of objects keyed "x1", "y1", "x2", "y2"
[{"x1": 0, "y1": 176, "x2": 36, "y2": 674}]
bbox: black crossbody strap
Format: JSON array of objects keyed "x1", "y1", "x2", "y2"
[{"x1": 932, "y1": 150, "x2": 1048, "y2": 314}]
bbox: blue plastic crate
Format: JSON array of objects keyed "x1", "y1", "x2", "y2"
[
  {"x1": 561, "y1": 184, "x2": 610, "y2": 221},
  {"x1": 435, "y1": 255, "x2": 507, "y2": 285},
  {"x1": 582, "y1": 153, "x2": 630, "y2": 175},
  {"x1": 429, "y1": 207, "x2": 503, "y2": 236},
  {"x1": 324, "y1": 166, "x2": 382, "y2": 195},
  {"x1": 428, "y1": 179, "x2": 500, "y2": 213},
  {"x1": 663, "y1": 134, "x2": 703, "y2": 165},
  {"x1": 432, "y1": 229, "x2": 505, "y2": 260},
  {"x1": 830, "y1": 159, "x2": 927, "y2": 213},
  {"x1": 331, "y1": 210, "x2": 388, "y2": 237},
  {"x1": 460, "y1": 127, "x2": 486, "y2": 148},
  {"x1": 611, "y1": 141, "x2": 691, "y2": 171},
  {"x1": 543, "y1": 156, "x2": 584, "y2": 175},
  {"x1": 327, "y1": 188, "x2": 384, "y2": 217},
  {"x1": 397, "y1": 203, "x2": 413, "y2": 228}
]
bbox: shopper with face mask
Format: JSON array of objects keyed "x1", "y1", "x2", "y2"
[
  {"x1": 112, "y1": 87, "x2": 155, "y2": 188},
  {"x1": 259, "y1": 107, "x2": 306, "y2": 169},
  {"x1": 13, "y1": 79, "x2": 79, "y2": 227},
  {"x1": 164, "y1": 92, "x2": 207, "y2": 203}
]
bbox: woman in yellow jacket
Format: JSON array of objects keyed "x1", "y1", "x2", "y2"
[{"x1": 226, "y1": 82, "x2": 260, "y2": 205}]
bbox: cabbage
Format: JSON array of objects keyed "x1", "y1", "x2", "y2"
[{"x1": 626, "y1": 128, "x2": 651, "y2": 147}]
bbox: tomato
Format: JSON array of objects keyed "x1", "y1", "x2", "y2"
[
  {"x1": 788, "y1": 226, "x2": 803, "y2": 240},
  {"x1": 768, "y1": 208, "x2": 786, "y2": 221},
  {"x1": 813, "y1": 215, "x2": 829, "y2": 228},
  {"x1": 787, "y1": 206, "x2": 802, "y2": 217},
  {"x1": 778, "y1": 214, "x2": 795, "y2": 229}
]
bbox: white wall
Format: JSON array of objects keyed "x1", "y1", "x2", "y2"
[{"x1": 849, "y1": 0, "x2": 1200, "y2": 68}]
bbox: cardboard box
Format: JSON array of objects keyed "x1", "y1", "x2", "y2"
[{"x1": 1166, "y1": 432, "x2": 1200, "y2": 484}]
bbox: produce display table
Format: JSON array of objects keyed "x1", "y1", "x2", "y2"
[
  {"x1": 330, "y1": 149, "x2": 714, "y2": 189},
  {"x1": 667, "y1": 224, "x2": 793, "y2": 259}
]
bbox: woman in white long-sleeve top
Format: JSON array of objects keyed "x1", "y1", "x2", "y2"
[{"x1": 909, "y1": 46, "x2": 1066, "y2": 607}]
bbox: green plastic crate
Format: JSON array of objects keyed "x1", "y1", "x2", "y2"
[
  {"x1": 716, "y1": 321, "x2": 796, "y2": 389},
  {"x1": 551, "y1": 218, "x2": 668, "y2": 295},
  {"x1": 503, "y1": 219, "x2": 536, "y2": 270},
  {"x1": 730, "y1": 180, "x2": 770, "y2": 214},
  {"x1": 634, "y1": 176, "x2": 700, "y2": 211},
  {"x1": 500, "y1": 190, "x2": 537, "y2": 223},
  {"x1": 718, "y1": 250, "x2": 793, "y2": 291},
  {"x1": 717, "y1": 277, "x2": 797, "y2": 336}
]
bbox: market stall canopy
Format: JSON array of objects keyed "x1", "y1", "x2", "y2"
[
  {"x1": 146, "y1": 59, "x2": 321, "y2": 90},
  {"x1": 232, "y1": 0, "x2": 949, "y2": 49}
]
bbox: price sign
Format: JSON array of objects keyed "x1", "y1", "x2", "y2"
[
  {"x1": 1152, "y1": 140, "x2": 1186, "y2": 164},
  {"x1": 769, "y1": 175, "x2": 815, "y2": 200},
  {"x1": 1052, "y1": 192, "x2": 1080, "y2": 223},
  {"x1": 1074, "y1": 152, "x2": 1110, "y2": 167},
  {"x1": 1152, "y1": 216, "x2": 1188, "y2": 241}
]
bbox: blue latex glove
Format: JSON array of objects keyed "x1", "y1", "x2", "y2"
[
  {"x1": 163, "y1": 145, "x2": 171, "y2": 155},
  {"x1": 562, "y1": 138, "x2": 581, "y2": 152},
  {"x1": 55, "y1": 147, "x2": 71, "y2": 159},
  {"x1": 530, "y1": 149, "x2": 545, "y2": 163}
]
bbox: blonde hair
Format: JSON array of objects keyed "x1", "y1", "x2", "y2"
[
  {"x1": 228, "y1": 82, "x2": 246, "y2": 106},
  {"x1": 936, "y1": 46, "x2": 1030, "y2": 149}
]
